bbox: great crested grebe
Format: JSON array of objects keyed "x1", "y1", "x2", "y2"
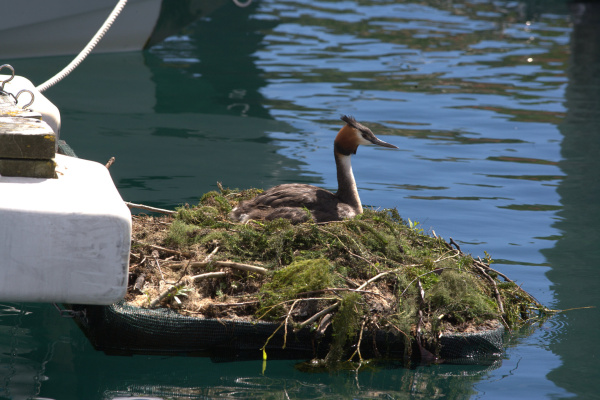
[{"x1": 230, "y1": 115, "x2": 398, "y2": 223}]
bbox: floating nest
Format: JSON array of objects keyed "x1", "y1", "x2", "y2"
[{"x1": 75, "y1": 187, "x2": 552, "y2": 366}]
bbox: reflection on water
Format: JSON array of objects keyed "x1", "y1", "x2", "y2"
[
  {"x1": 543, "y1": 2, "x2": 600, "y2": 397},
  {"x1": 2, "y1": 0, "x2": 597, "y2": 398},
  {"x1": 94, "y1": 360, "x2": 500, "y2": 399},
  {"x1": 0, "y1": 304, "x2": 67, "y2": 400}
]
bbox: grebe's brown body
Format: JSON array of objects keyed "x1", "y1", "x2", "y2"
[{"x1": 230, "y1": 116, "x2": 397, "y2": 223}]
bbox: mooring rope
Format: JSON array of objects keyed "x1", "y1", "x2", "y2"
[
  {"x1": 35, "y1": 0, "x2": 256, "y2": 93},
  {"x1": 36, "y1": 0, "x2": 129, "y2": 92}
]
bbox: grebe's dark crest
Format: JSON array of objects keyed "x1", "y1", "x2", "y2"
[{"x1": 230, "y1": 115, "x2": 397, "y2": 223}]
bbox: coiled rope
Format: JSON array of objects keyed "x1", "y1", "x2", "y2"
[{"x1": 36, "y1": 0, "x2": 129, "y2": 93}]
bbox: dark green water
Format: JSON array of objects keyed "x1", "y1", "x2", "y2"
[{"x1": 3, "y1": 0, "x2": 599, "y2": 398}]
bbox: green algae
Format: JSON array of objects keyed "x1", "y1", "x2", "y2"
[{"x1": 258, "y1": 258, "x2": 337, "y2": 319}]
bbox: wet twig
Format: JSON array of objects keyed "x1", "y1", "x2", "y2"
[
  {"x1": 348, "y1": 319, "x2": 367, "y2": 362},
  {"x1": 283, "y1": 299, "x2": 300, "y2": 349}
]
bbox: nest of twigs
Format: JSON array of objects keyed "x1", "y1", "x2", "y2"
[{"x1": 126, "y1": 186, "x2": 551, "y2": 364}]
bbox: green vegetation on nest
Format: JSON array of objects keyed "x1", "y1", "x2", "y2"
[{"x1": 137, "y1": 187, "x2": 551, "y2": 364}]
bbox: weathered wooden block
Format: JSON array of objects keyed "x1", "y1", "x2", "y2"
[
  {"x1": 0, "y1": 157, "x2": 56, "y2": 178},
  {"x1": 0, "y1": 116, "x2": 56, "y2": 159},
  {"x1": 0, "y1": 108, "x2": 42, "y2": 119},
  {"x1": 0, "y1": 98, "x2": 42, "y2": 120}
]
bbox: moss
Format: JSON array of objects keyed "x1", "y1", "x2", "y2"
[
  {"x1": 165, "y1": 219, "x2": 199, "y2": 248},
  {"x1": 427, "y1": 270, "x2": 499, "y2": 325},
  {"x1": 176, "y1": 205, "x2": 223, "y2": 228},
  {"x1": 199, "y1": 191, "x2": 233, "y2": 214},
  {"x1": 326, "y1": 292, "x2": 362, "y2": 364},
  {"x1": 258, "y1": 259, "x2": 335, "y2": 319}
]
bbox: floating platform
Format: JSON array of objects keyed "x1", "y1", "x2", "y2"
[
  {"x1": 0, "y1": 154, "x2": 131, "y2": 304},
  {"x1": 71, "y1": 301, "x2": 505, "y2": 364}
]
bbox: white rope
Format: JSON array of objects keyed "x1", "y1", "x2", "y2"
[{"x1": 36, "y1": 0, "x2": 129, "y2": 92}]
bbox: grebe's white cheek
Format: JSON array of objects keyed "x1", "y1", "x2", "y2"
[{"x1": 358, "y1": 136, "x2": 373, "y2": 146}]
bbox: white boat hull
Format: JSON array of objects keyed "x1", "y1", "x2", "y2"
[{"x1": 0, "y1": 0, "x2": 162, "y2": 59}]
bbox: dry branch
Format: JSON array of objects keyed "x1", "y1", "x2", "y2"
[
  {"x1": 297, "y1": 301, "x2": 340, "y2": 330},
  {"x1": 189, "y1": 271, "x2": 227, "y2": 282},
  {"x1": 164, "y1": 260, "x2": 268, "y2": 275},
  {"x1": 105, "y1": 156, "x2": 116, "y2": 169},
  {"x1": 126, "y1": 201, "x2": 177, "y2": 215},
  {"x1": 148, "y1": 247, "x2": 219, "y2": 308},
  {"x1": 209, "y1": 300, "x2": 260, "y2": 307},
  {"x1": 149, "y1": 284, "x2": 180, "y2": 308},
  {"x1": 298, "y1": 287, "x2": 383, "y2": 298},
  {"x1": 473, "y1": 262, "x2": 505, "y2": 314},
  {"x1": 216, "y1": 261, "x2": 269, "y2": 275},
  {"x1": 152, "y1": 250, "x2": 165, "y2": 281},
  {"x1": 134, "y1": 241, "x2": 191, "y2": 258},
  {"x1": 357, "y1": 271, "x2": 393, "y2": 291},
  {"x1": 475, "y1": 258, "x2": 513, "y2": 282}
]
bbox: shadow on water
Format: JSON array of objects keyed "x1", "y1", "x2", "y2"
[{"x1": 541, "y1": 3, "x2": 600, "y2": 398}]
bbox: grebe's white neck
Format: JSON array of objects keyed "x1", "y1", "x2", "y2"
[{"x1": 334, "y1": 151, "x2": 362, "y2": 214}]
